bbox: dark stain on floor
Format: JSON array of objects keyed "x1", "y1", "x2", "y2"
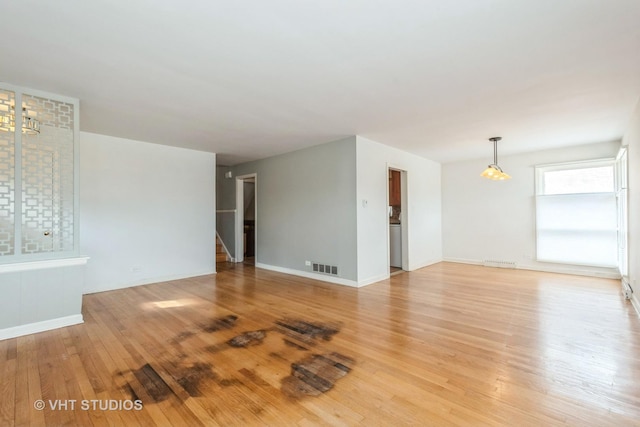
[
  {"x1": 216, "y1": 377, "x2": 243, "y2": 387},
  {"x1": 227, "y1": 330, "x2": 267, "y2": 347},
  {"x1": 174, "y1": 362, "x2": 217, "y2": 397},
  {"x1": 139, "y1": 315, "x2": 354, "y2": 405},
  {"x1": 283, "y1": 338, "x2": 309, "y2": 351},
  {"x1": 123, "y1": 382, "x2": 140, "y2": 402},
  {"x1": 275, "y1": 318, "x2": 341, "y2": 344},
  {"x1": 239, "y1": 368, "x2": 271, "y2": 387},
  {"x1": 170, "y1": 314, "x2": 238, "y2": 345},
  {"x1": 281, "y1": 352, "x2": 355, "y2": 398},
  {"x1": 171, "y1": 330, "x2": 196, "y2": 344},
  {"x1": 204, "y1": 343, "x2": 228, "y2": 354},
  {"x1": 203, "y1": 314, "x2": 239, "y2": 333},
  {"x1": 132, "y1": 363, "x2": 175, "y2": 403}
]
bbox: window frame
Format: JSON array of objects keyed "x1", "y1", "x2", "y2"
[
  {"x1": 534, "y1": 158, "x2": 618, "y2": 268},
  {"x1": 534, "y1": 158, "x2": 616, "y2": 196}
]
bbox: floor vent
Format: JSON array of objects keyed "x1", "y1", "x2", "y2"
[
  {"x1": 312, "y1": 263, "x2": 338, "y2": 276},
  {"x1": 482, "y1": 260, "x2": 517, "y2": 269}
]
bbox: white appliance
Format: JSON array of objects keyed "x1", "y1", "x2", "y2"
[{"x1": 390, "y1": 224, "x2": 402, "y2": 267}]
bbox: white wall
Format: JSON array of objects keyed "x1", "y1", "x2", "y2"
[
  {"x1": 80, "y1": 132, "x2": 216, "y2": 293},
  {"x1": 442, "y1": 141, "x2": 621, "y2": 277},
  {"x1": 622, "y1": 99, "x2": 640, "y2": 313},
  {"x1": 232, "y1": 137, "x2": 359, "y2": 284},
  {"x1": 356, "y1": 136, "x2": 442, "y2": 285},
  {"x1": 0, "y1": 259, "x2": 87, "y2": 339}
]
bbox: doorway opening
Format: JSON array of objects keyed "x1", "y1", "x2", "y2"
[
  {"x1": 235, "y1": 174, "x2": 257, "y2": 265},
  {"x1": 388, "y1": 167, "x2": 408, "y2": 275}
]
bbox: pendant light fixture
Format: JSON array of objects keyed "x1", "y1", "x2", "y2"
[{"x1": 480, "y1": 137, "x2": 511, "y2": 180}]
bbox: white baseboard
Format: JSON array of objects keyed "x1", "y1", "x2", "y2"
[
  {"x1": 442, "y1": 257, "x2": 482, "y2": 266},
  {"x1": 255, "y1": 263, "x2": 360, "y2": 287},
  {"x1": 408, "y1": 257, "x2": 444, "y2": 271},
  {"x1": 0, "y1": 314, "x2": 84, "y2": 341},
  {"x1": 256, "y1": 259, "x2": 444, "y2": 288},
  {"x1": 518, "y1": 264, "x2": 620, "y2": 279},
  {"x1": 357, "y1": 273, "x2": 390, "y2": 287},
  {"x1": 83, "y1": 269, "x2": 216, "y2": 295},
  {"x1": 442, "y1": 258, "x2": 620, "y2": 279},
  {"x1": 631, "y1": 293, "x2": 640, "y2": 318}
]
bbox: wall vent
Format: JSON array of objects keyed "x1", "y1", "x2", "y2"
[
  {"x1": 312, "y1": 262, "x2": 338, "y2": 276},
  {"x1": 482, "y1": 260, "x2": 517, "y2": 269}
]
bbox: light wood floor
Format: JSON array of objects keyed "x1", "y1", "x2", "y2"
[{"x1": 1, "y1": 262, "x2": 639, "y2": 426}]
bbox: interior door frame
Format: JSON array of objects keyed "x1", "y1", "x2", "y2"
[
  {"x1": 386, "y1": 165, "x2": 409, "y2": 273},
  {"x1": 234, "y1": 173, "x2": 257, "y2": 263}
]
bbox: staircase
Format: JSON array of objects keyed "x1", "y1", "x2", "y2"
[{"x1": 216, "y1": 235, "x2": 229, "y2": 262}]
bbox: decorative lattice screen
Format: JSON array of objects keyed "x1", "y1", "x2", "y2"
[
  {"x1": 0, "y1": 89, "x2": 15, "y2": 256},
  {"x1": 21, "y1": 94, "x2": 75, "y2": 254}
]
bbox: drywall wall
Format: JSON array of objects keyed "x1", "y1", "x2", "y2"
[
  {"x1": 0, "y1": 259, "x2": 87, "y2": 340},
  {"x1": 232, "y1": 137, "x2": 358, "y2": 282},
  {"x1": 622, "y1": 99, "x2": 640, "y2": 313},
  {"x1": 355, "y1": 136, "x2": 442, "y2": 284},
  {"x1": 80, "y1": 132, "x2": 216, "y2": 293},
  {"x1": 442, "y1": 140, "x2": 621, "y2": 277}
]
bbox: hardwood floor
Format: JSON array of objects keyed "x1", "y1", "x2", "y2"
[{"x1": 1, "y1": 262, "x2": 639, "y2": 426}]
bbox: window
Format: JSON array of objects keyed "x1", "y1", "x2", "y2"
[{"x1": 535, "y1": 160, "x2": 617, "y2": 267}]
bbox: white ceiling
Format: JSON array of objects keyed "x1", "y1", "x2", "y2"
[{"x1": 1, "y1": 1, "x2": 640, "y2": 165}]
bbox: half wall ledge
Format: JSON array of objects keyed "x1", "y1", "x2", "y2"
[{"x1": 0, "y1": 257, "x2": 89, "y2": 340}]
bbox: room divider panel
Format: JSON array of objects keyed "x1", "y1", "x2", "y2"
[
  {"x1": 0, "y1": 83, "x2": 86, "y2": 340},
  {"x1": 0, "y1": 84, "x2": 79, "y2": 261}
]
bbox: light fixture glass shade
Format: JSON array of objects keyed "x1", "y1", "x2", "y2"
[
  {"x1": 480, "y1": 165, "x2": 511, "y2": 180},
  {"x1": 481, "y1": 137, "x2": 510, "y2": 180}
]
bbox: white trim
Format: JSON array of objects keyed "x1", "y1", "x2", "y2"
[
  {"x1": 534, "y1": 158, "x2": 615, "y2": 196},
  {"x1": 518, "y1": 263, "x2": 620, "y2": 279},
  {"x1": 235, "y1": 178, "x2": 243, "y2": 263},
  {"x1": 15, "y1": 91, "x2": 23, "y2": 259},
  {"x1": 630, "y1": 293, "x2": 640, "y2": 318},
  {"x1": 386, "y1": 164, "x2": 410, "y2": 273},
  {"x1": 0, "y1": 82, "x2": 79, "y2": 104},
  {"x1": 442, "y1": 258, "x2": 620, "y2": 279},
  {"x1": 442, "y1": 257, "x2": 482, "y2": 265},
  {"x1": 407, "y1": 257, "x2": 443, "y2": 271},
  {"x1": 257, "y1": 260, "x2": 442, "y2": 288},
  {"x1": 256, "y1": 262, "x2": 361, "y2": 287},
  {"x1": 0, "y1": 83, "x2": 81, "y2": 263},
  {"x1": 0, "y1": 256, "x2": 89, "y2": 274},
  {"x1": 73, "y1": 91, "x2": 81, "y2": 258},
  {"x1": 83, "y1": 269, "x2": 215, "y2": 295},
  {"x1": 535, "y1": 157, "x2": 616, "y2": 173},
  {"x1": 0, "y1": 314, "x2": 83, "y2": 341},
  {"x1": 357, "y1": 272, "x2": 390, "y2": 287}
]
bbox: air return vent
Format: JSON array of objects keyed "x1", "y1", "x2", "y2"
[
  {"x1": 482, "y1": 260, "x2": 517, "y2": 269},
  {"x1": 312, "y1": 262, "x2": 338, "y2": 276}
]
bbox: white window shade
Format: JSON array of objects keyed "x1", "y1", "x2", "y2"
[{"x1": 536, "y1": 192, "x2": 617, "y2": 267}]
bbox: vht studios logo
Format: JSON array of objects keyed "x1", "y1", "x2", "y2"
[{"x1": 34, "y1": 399, "x2": 143, "y2": 411}]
